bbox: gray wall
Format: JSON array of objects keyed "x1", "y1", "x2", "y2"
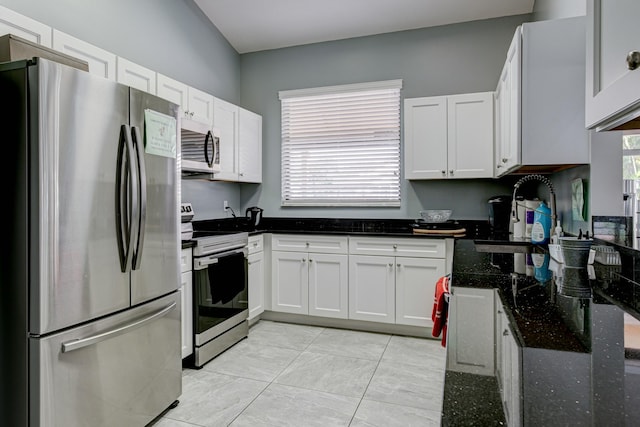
[
  {"x1": 531, "y1": 0, "x2": 586, "y2": 21},
  {"x1": 240, "y1": 14, "x2": 530, "y2": 220},
  {"x1": 0, "y1": 0, "x2": 244, "y2": 221}
]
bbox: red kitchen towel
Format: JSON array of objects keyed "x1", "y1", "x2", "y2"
[{"x1": 432, "y1": 274, "x2": 450, "y2": 347}]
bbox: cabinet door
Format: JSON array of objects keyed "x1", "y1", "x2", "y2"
[
  {"x1": 308, "y1": 253, "x2": 348, "y2": 319},
  {"x1": 395, "y1": 257, "x2": 445, "y2": 327},
  {"x1": 213, "y1": 97, "x2": 239, "y2": 181},
  {"x1": 502, "y1": 318, "x2": 522, "y2": 427},
  {"x1": 446, "y1": 287, "x2": 495, "y2": 376},
  {"x1": 447, "y1": 92, "x2": 494, "y2": 179},
  {"x1": 586, "y1": 0, "x2": 640, "y2": 129},
  {"x1": 271, "y1": 251, "x2": 308, "y2": 314},
  {"x1": 0, "y1": 5, "x2": 51, "y2": 47},
  {"x1": 248, "y1": 251, "x2": 265, "y2": 320},
  {"x1": 52, "y1": 30, "x2": 116, "y2": 80},
  {"x1": 495, "y1": 27, "x2": 521, "y2": 177},
  {"x1": 116, "y1": 57, "x2": 156, "y2": 94},
  {"x1": 180, "y1": 271, "x2": 193, "y2": 359},
  {"x1": 403, "y1": 97, "x2": 448, "y2": 179},
  {"x1": 238, "y1": 107, "x2": 263, "y2": 183},
  {"x1": 156, "y1": 73, "x2": 188, "y2": 112},
  {"x1": 348, "y1": 255, "x2": 395, "y2": 323},
  {"x1": 188, "y1": 86, "x2": 214, "y2": 125}
]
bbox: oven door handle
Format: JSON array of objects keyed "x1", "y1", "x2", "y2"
[{"x1": 193, "y1": 247, "x2": 247, "y2": 270}]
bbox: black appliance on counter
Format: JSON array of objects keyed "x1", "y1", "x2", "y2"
[
  {"x1": 488, "y1": 195, "x2": 513, "y2": 235},
  {"x1": 246, "y1": 206, "x2": 263, "y2": 229}
]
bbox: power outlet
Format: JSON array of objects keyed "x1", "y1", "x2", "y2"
[{"x1": 223, "y1": 200, "x2": 229, "y2": 211}]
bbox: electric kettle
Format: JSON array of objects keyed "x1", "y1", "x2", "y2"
[{"x1": 246, "y1": 206, "x2": 263, "y2": 229}]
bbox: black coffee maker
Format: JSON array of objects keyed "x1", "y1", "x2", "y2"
[
  {"x1": 488, "y1": 195, "x2": 512, "y2": 235},
  {"x1": 246, "y1": 206, "x2": 263, "y2": 229}
]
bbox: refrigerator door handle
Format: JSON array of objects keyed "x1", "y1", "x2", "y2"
[
  {"x1": 60, "y1": 302, "x2": 177, "y2": 353},
  {"x1": 131, "y1": 126, "x2": 147, "y2": 270},
  {"x1": 116, "y1": 124, "x2": 138, "y2": 273}
]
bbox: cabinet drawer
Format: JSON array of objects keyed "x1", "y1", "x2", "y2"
[
  {"x1": 248, "y1": 234, "x2": 264, "y2": 255},
  {"x1": 272, "y1": 234, "x2": 348, "y2": 254},
  {"x1": 349, "y1": 236, "x2": 446, "y2": 258},
  {"x1": 180, "y1": 248, "x2": 192, "y2": 273}
]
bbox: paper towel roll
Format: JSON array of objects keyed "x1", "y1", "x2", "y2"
[
  {"x1": 514, "y1": 253, "x2": 526, "y2": 274},
  {"x1": 525, "y1": 199, "x2": 540, "y2": 238}
]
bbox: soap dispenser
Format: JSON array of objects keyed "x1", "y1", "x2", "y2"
[{"x1": 531, "y1": 201, "x2": 551, "y2": 244}]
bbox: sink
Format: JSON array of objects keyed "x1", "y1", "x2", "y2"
[{"x1": 473, "y1": 240, "x2": 533, "y2": 254}]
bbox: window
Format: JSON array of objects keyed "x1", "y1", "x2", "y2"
[{"x1": 279, "y1": 80, "x2": 402, "y2": 206}]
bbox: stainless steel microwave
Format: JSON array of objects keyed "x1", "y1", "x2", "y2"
[{"x1": 181, "y1": 117, "x2": 221, "y2": 174}]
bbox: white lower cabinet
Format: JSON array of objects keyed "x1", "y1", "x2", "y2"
[
  {"x1": 495, "y1": 292, "x2": 522, "y2": 427},
  {"x1": 271, "y1": 235, "x2": 348, "y2": 319},
  {"x1": 348, "y1": 236, "x2": 450, "y2": 327},
  {"x1": 348, "y1": 255, "x2": 396, "y2": 323},
  {"x1": 395, "y1": 256, "x2": 445, "y2": 326},
  {"x1": 180, "y1": 248, "x2": 193, "y2": 359},
  {"x1": 248, "y1": 235, "x2": 265, "y2": 320},
  {"x1": 446, "y1": 286, "x2": 495, "y2": 375}
]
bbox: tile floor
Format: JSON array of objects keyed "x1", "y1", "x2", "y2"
[{"x1": 155, "y1": 320, "x2": 446, "y2": 427}]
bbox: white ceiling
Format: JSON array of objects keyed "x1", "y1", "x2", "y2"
[{"x1": 194, "y1": 0, "x2": 535, "y2": 54}]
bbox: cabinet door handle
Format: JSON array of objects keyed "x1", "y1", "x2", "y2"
[
  {"x1": 441, "y1": 170, "x2": 446, "y2": 175},
  {"x1": 503, "y1": 329, "x2": 509, "y2": 336},
  {"x1": 388, "y1": 263, "x2": 393, "y2": 267},
  {"x1": 502, "y1": 158, "x2": 508, "y2": 163},
  {"x1": 309, "y1": 259, "x2": 313, "y2": 263},
  {"x1": 397, "y1": 263, "x2": 401, "y2": 267},
  {"x1": 627, "y1": 51, "x2": 640, "y2": 70},
  {"x1": 497, "y1": 164, "x2": 502, "y2": 169},
  {"x1": 393, "y1": 244, "x2": 397, "y2": 249},
  {"x1": 449, "y1": 170, "x2": 454, "y2": 175},
  {"x1": 301, "y1": 258, "x2": 306, "y2": 263}
]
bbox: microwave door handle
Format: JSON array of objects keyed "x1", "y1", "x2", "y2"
[
  {"x1": 204, "y1": 130, "x2": 213, "y2": 167},
  {"x1": 116, "y1": 125, "x2": 136, "y2": 273},
  {"x1": 131, "y1": 126, "x2": 147, "y2": 270}
]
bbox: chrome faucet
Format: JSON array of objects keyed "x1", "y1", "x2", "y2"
[{"x1": 511, "y1": 174, "x2": 557, "y2": 227}]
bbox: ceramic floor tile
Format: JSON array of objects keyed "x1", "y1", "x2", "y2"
[
  {"x1": 229, "y1": 383, "x2": 359, "y2": 427},
  {"x1": 246, "y1": 320, "x2": 324, "y2": 351},
  {"x1": 364, "y1": 360, "x2": 445, "y2": 412},
  {"x1": 274, "y1": 351, "x2": 378, "y2": 397},
  {"x1": 381, "y1": 335, "x2": 446, "y2": 369},
  {"x1": 164, "y1": 369, "x2": 268, "y2": 427},
  {"x1": 305, "y1": 328, "x2": 391, "y2": 361},
  {"x1": 350, "y1": 399, "x2": 441, "y2": 427},
  {"x1": 153, "y1": 418, "x2": 203, "y2": 427},
  {"x1": 202, "y1": 340, "x2": 301, "y2": 382}
]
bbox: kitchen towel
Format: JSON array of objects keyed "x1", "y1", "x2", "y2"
[{"x1": 432, "y1": 274, "x2": 450, "y2": 348}]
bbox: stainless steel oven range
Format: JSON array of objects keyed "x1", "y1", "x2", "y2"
[{"x1": 190, "y1": 231, "x2": 249, "y2": 368}]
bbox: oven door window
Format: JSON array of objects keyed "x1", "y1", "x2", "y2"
[{"x1": 195, "y1": 251, "x2": 248, "y2": 334}]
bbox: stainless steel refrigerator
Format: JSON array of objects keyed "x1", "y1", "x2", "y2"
[{"x1": 0, "y1": 58, "x2": 182, "y2": 426}]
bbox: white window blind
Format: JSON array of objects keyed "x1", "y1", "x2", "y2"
[{"x1": 279, "y1": 80, "x2": 402, "y2": 206}]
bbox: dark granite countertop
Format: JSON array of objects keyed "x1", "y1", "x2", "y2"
[{"x1": 443, "y1": 236, "x2": 640, "y2": 426}]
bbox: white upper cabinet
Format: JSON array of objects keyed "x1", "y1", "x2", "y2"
[
  {"x1": 52, "y1": 30, "x2": 116, "y2": 80},
  {"x1": 404, "y1": 92, "x2": 494, "y2": 180},
  {"x1": 157, "y1": 74, "x2": 214, "y2": 125},
  {"x1": 187, "y1": 86, "x2": 214, "y2": 125},
  {"x1": 0, "y1": 5, "x2": 51, "y2": 47},
  {"x1": 494, "y1": 17, "x2": 589, "y2": 177},
  {"x1": 494, "y1": 27, "x2": 521, "y2": 176},
  {"x1": 404, "y1": 96, "x2": 448, "y2": 179},
  {"x1": 213, "y1": 97, "x2": 240, "y2": 181},
  {"x1": 586, "y1": 0, "x2": 640, "y2": 130},
  {"x1": 213, "y1": 97, "x2": 263, "y2": 183},
  {"x1": 238, "y1": 107, "x2": 262, "y2": 183},
  {"x1": 447, "y1": 92, "x2": 494, "y2": 179},
  {"x1": 116, "y1": 57, "x2": 156, "y2": 94},
  {"x1": 156, "y1": 73, "x2": 189, "y2": 110}
]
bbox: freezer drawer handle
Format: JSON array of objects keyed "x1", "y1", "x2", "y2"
[{"x1": 60, "y1": 302, "x2": 176, "y2": 353}]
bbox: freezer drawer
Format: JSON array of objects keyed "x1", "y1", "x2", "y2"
[{"x1": 29, "y1": 293, "x2": 181, "y2": 427}]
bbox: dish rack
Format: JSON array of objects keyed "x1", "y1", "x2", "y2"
[{"x1": 592, "y1": 245, "x2": 622, "y2": 265}]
